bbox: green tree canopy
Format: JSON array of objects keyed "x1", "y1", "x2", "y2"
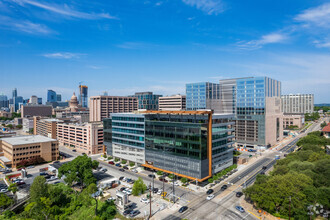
[
  {"x1": 132, "y1": 177, "x2": 147, "y2": 196},
  {"x1": 30, "y1": 176, "x2": 48, "y2": 203}
]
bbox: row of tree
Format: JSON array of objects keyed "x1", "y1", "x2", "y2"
[
  {"x1": 244, "y1": 131, "x2": 330, "y2": 219},
  {"x1": 0, "y1": 155, "x2": 117, "y2": 219},
  {"x1": 304, "y1": 112, "x2": 320, "y2": 121}
]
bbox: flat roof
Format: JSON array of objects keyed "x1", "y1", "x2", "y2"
[
  {"x1": 0, "y1": 156, "x2": 11, "y2": 163},
  {"x1": 1, "y1": 135, "x2": 57, "y2": 146}
]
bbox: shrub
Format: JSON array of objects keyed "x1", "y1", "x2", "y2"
[
  {"x1": 114, "y1": 158, "x2": 120, "y2": 162},
  {"x1": 129, "y1": 162, "x2": 135, "y2": 167},
  {"x1": 107, "y1": 156, "x2": 113, "y2": 160},
  {"x1": 180, "y1": 177, "x2": 188, "y2": 184},
  {"x1": 156, "y1": 171, "x2": 163, "y2": 176},
  {"x1": 121, "y1": 160, "x2": 127, "y2": 164}
]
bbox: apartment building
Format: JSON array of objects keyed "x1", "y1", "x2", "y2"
[
  {"x1": 0, "y1": 135, "x2": 59, "y2": 168},
  {"x1": 158, "y1": 95, "x2": 186, "y2": 111},
  {"x1": 186, "y1": 82, "x2": 221, "y2": 112},
  {"x1": 57, "y1": 122, "x2": 104, "y2": 155},
  {"x1": 33, "y1": 117, "x2": 61, "y2": 139},
  {"x1": 281, "y1": 94, "x2": 314, "y2": 114},
  {"x1": 104, "y1": 113, "x2": 145, "y2": 164},
  {"x1": 219, "y1": 77, "x2": 283, "y2": 147},
  {"x1": 89, "y1": 96, "x2": 138, "y2": 122}
]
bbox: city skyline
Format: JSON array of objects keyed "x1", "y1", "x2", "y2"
[{"x1": 1, "y1": 0, "x2": 330, "y2": 103}]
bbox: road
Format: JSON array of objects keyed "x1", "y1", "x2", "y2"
[{"x1": 162, "y1": 118, "x2": 327, "y2": 220}]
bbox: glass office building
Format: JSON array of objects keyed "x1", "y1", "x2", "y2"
[
  {"x1": 186, "y1": 82, "x2": 220, "y2": 112},
  {"x1": 79, "y1": 85, "x2": 88, "y2": 108},
  {"x1": 144, "y1": 111, "x2": 234, "y2": 181},
  {"x1": 131, "y1": 92, "x2": 162, "y2": 110},
  {"x1": 103, "y1": 113, "x2": 145, "y2": 164},
  {"x1": 219, "y1": 77, "x2": 282, "y2": 147},
  {"x1": 47, "y1": 90, "x2": 57, "y2": 103}
]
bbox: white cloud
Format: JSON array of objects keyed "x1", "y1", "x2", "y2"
[
  {"x1": 87, "y1": 65, "x2": 106, "y2": 70},
  {"x1": 182, "y1": 0, "x2": 224, "y2": 15},
  {"x1": 295, "y1": 3, "x2": 330, "y2": 28},
  {"x1": 12, "y1": 0, "x2": 117, "y2": 20},
  {"x1": 42, "y1": 52, "x2": 85, "y2": 59},
  {"x1": 238, "y1": 33, "x2": 287, "y2": 50},
  {"x1": 0, "y1": 15, "x2": 53, "y2": 35}
]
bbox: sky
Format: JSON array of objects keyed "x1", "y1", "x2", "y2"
[{"x1": 0, "y1": 0, "x2": 330, "y2": 103}]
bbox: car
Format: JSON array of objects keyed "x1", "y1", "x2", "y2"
[
  {"x1": 101, "y1": 168, "x2": 107, "y2": 172},
  {"x1": 159, "y1": 177, "x2": 168, "y2": 182},
  {"x1": 129, "y1": 210, "x2": 140, "y2": 217},
  {"x1": 119, "y1": 176, "x2": 124, "y2": 181},
  {"x1": 123, "y1": 166, "x2": 129, "y2": 170},
  {"x1": 260, "y1": 171, "x2": 265, "y2": 175},
  {"x1": 125, "y1": 189, "x2": 132, "y2": 195},
  {"x1": 107, "y1": 197, "x2": 116, "y2": 202},
  {"x1": 161, "y1": 192, "x2": 167, "y2": 197},
  {"x1": 115, "y1": 163, "x2": 122, "y2": 167},
  {"x1": 148, "y1": 174, "x2": 156, "y2": 178},
  {"x1": 82, "y1": 152, "x2": 86, "y2": 155},
  {"x1": 16, "y1": 181, "x2": 25, "y2": 186},
  {"x1": 17, "y1": 167, "x2": 24, "y2": 171},
  {"x1": 262, "y1": 166, "x2": 267, "y2": 170},
  {"x1": 174, "y1": 182, "x2": 179, "y2": 186},
  {"x1": 40, "y1": 172, "x2": 47, "y2": 176},
  {"x1": 131, "y1": 169, "x2": 138, "y2": 173},
  {"x1": 72, "y1": 149, "x2": 77, "y2": 152},
  {"x1": 53, "y1": 161, "x2": 60, "y2": 163},
  {"x1": 140, "y1": 197, "x2": 149, "y2": 204},
  {"x1": 206, "y1": 194, "x2": 215, "y2": 200},
  {"x1": 53, "y1": 181, "x2": 61, "y2": 184},
  {"x1": 206, "y1": 189, "x2": 214, "y2": 195},
  {"x1": 178, "y1": 206, "x2": 188, "y2": 213},
  {"x1": 123, "y1": 209, "x2": 133, "y2": 216},
  {"x1": 157, "y1": 190, "x2": 163, "y2": 195},
  {"x1": 108, "y1": 161, "x2": 115, "y2": 165},
  {"x1": 0, "y1": 189, "x2": 8, "y2": 193},
  {"x1": 235, "y1": 206, "x2": 245, "y2": 213},
  {"x1": 120, "y1": 187, "x2": 126, "y2": 192},
  {"x1": 27, "y1": 165, "x2": 35, "y2": 169},
  {"x1": 153, "y1": 188, "x2": 159, "y2": 193},
  {"x1": 119, "y1": 168, "x2": 125, "y2": 172},
  {"x1": 236, "y1": 192, "x2": 243, "y2": 197},
  {"x1": 221, "y1": 185, "x2": 228, "y2": 191}
]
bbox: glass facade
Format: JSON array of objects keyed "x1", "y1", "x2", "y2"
[
  {"x1": 47, "y1": 90, "x2": 56, "y2": 103},
  {"x1": 79, "y1": 85, "x2": 88, "y2": 108},
  {"x1": 132, "y1": 92, "x2": 162, "y2": 110},
  {"x1": 186, "y1": 82, "x2": 220, "y2": 110}
]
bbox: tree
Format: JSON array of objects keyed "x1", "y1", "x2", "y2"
[
  {"x1": 168, "y1": 174, "x2": 175, "y2": 179},
  {"x1": 132, "y1": 177, "x2": 147, "y2": 196},
  {"x1": 6, "y1": 124, "x2": 13, "y2": 129},
  {"x1": 114, "y1": 158, "x2": 120, "y2": 162},
  {"x1": 0, "y1": 194, "x2": 13, "y2": 209},
  {"x1": 8, "y1": 184, "x2": 18, "y2": 202},
  {"x1": 30, "y1": 176, "x2": 48, "y2": 203},
  {"x1": 156, "y1": 170, "x2": 163, "y2": 175},
  {"x1": 121, "y1": 160, "x2": 127, "y2": 164},
  {"x1": 321, "y1": 121, "x2": 327, "y2": 128},
  {"x1": 58, "y1": 155, "x2": 96, "y2": 189},
  {"x1": 180, "y1": 177, "x2": 188, "y2": 184},
  {"x1": 129, "y1": 162, "x2": 135, "y2": 167},
  {"x1": 108, "y1": 156, "x2": 113, "y2": 160}
]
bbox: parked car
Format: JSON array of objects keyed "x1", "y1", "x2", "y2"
[
  {"x1": 119, "y1": 176, "x2": 124, "y2": 181},
  {"x1": 221, "y1": 185, "x2": 228, "y2": 191},
  {"x1": 123, "y1": 166, "x2": 129, "y2": 170},
  {"x1": 40, "y1": 172, "x2": 47, "y2": 176},
  {"x1": 174, "y1": 182, "x2": 179, "y2": 186},
  {"x1": 159, "y1": 177, "x2": 168, "y2": 182},
  {"x1": 101, "y1": 168, "x2": 107, "y2": 172},
  {"x1": 120, "y1": 187, "x2": 126, "y2": 192},
  {"x1": 115, "y1": 163, "x2": 122, "y2": 167},
  {"x1": 206, "y1": 189, "x2": 214, "y2": 195},
  {"x1": 179, "y1": 206, "x2": 188, "y2": 213},
  {"x1": 129, "y1": 210, "x2": 140, "y2": 217},
  {"x1": 26, "y1": 165, "x2": 34, "y2": 169},
  {"x1": 235, "y1": 206, "x2": 245, "y2": 213},
  {"x1": 107, "y1": 197, "x2": 116, "y2": 202},
  {"x1": 157, "y1": 190, "x2": 163, "y2": 195},
  {"x1": 82, "y1": 152, "x2": 86, "y2": 155},
  {"x1": 131, "y1": 169, "x2": 138, "y2": 173},
  {"x1": 108, "y1": 161, "x2": 115, "y2": 165},
  {"x1": 119, "y1": 168, "x2": 125, "y2": 172},
  {"x1": 72, "y1": 149, "x2": 77, "y2": 152},
  {"x1": 123, "y1": 209, "x2": 133, "y2": 216},
  {"x1": 124, "y1": 189, "x2": 132, "y2": 195},
  {"x1": 153, "y1": 188, "x2": 159, "y2": 193},
  {"x1": 148, "y1": 174, "x2": 156, "y2": 178},
  {"x1": 236, "y1": 192, "x2": 243, "y2": 197},
  {"x1": 206, "y1": 194, "x2": 215, "y2": 200},
  {"x1": 140, "y1": 197, "x2": 149, "y2": 204}
]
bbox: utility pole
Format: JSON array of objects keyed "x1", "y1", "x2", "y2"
[
  {"x1": 172, "y1": 173, "x2": 175, "y2": 203},
  {"x1": 149, "y1": 183, "x2": 152, "y2": 219},
  {"x1": 289, "y1": 196, "x2": 291, "y2": 220},
  {"x1": 152, "y1": 171, "x2": 154, "y2": 194},
  {"x1": 162, "y1": 175, "x2": 165, "y2": 199}
]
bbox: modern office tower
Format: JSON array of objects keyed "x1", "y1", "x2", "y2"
[
  {"x1": 219, "y1": 77, "x2": 283, "y2": 147},
  {"x1": 12, "y1": 88, "x2": 17, "y2": 99},
  {"x1": 47, "y1": 90, "x2": 57, "y2": 103},
  {"x1": 281, "y1": 94, "x2": 314, "y2": 114},
  {"x1": 15, "y1": 96, "x2": 23, "y2": 111},
  {"x1": 56, "y1": 94, "x2": 62, "y2": 102},
  {"x1": 131, "y1": 92, "x2": 162, "y2": 110},
  {"x1": 0, "y1": 94, "x2": 8, "y2": 108},
  {"x1": 38, "y1": 98, "x2": 42, "y2": 105},
  {"x1": 158, "y1": 95, "x2": 186, "y2": 111},
  {"x1": 0, "y1": 135, "x2": 59, "y2": 168},
  {"x1": 33, "y1": 117, "x2": 60, "y2": 139},
  {"x1": 186, "y1": 82, "x2": 221, "y2": 112},
  {"x1": 104, "y1": 113, "x2": 145, "y2": 164},
  {"x1": 143, "y1": 110, "x2": 235, "y2": 181},
  {"x1": 57, "y1": 122, "x2": 104, "y2": 154},
  {"x1": 79, "y1": 85, "x2": 88, "y2": 108},
  {"x1": 21, "y1": 105, "x2": 52, "y2": 118},
  {"x1": 29, "y1": 96, "x2": 39, "y2": 105},
  {"x1": 89, "y1": 96, "x2": 138, "y2": 122}
]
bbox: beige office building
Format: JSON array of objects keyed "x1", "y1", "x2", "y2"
[
  {"x1": 281, "y1": 94, "x2": 314, "y2": 114},
  {"x1": 89, "y1": 96, "x2": 138, "y2": 122},
  {"x1": 0, "y1": 135, "x2": 59, "y2": 168},
  {"x1": 57, "y1": 122, "x2": 104, "y2": 155},
  {"x1": 34, "y1": 118, "x2": 61, "y2": 139},
  {"x1": 283, "y1": 114, "x2": 304, "y2": 129},
  {"x1": 158, "y1": 95, "x2": 186, "y2": 111}
]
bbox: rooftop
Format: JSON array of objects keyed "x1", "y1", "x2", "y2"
[
  {"x1": 322, "y1": 123, "x2": 330, "y2": 133},
  {"x1": 1, "y1": 135, "x2": 57, "y2": 146}
]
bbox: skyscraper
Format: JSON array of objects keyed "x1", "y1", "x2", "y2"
[
  {"x1": 12, "y1": 88, "x2": 17, "y2": 99},
  {"x1": 79, "y1": 85, "x2": 88, "y2": 108},
  {"x1": 0, "y1": 94, "x2": 8, "y2": 108},
  {"x1": 47, "y1": 90, "x2": 57, "y2": 103},
  {"x1": 186, "y1": 82, "x2": 221, "y2": 112},
  {"x1": 219, "y1": 77, "x2": 283, "y2": 147},
  {"x1": 56, "y1": 94, "x2": 62, "y2": 102}
]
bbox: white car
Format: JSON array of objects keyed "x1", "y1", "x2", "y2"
[
  {"x1": 157, "y1": 190, "x2": 163, "y2": 195},
  {"x1": 140, "y1": 197, "x2": 149, "y2": 204},
  {"x1": 125, "y1": 189, "x2": 132, "y2": 195},
  {"x1": 0, "y1": 189, "x2": 8, "y2": 193},
  {"x1": 107, "y1": 197, "x2": 116, "y2": 202},
  {"x1": 206, "y1": 194, "x2": 215, "y2": 200},
  {"x1": 174, "y1": 182, "x2": 180, "y2": 186}
]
